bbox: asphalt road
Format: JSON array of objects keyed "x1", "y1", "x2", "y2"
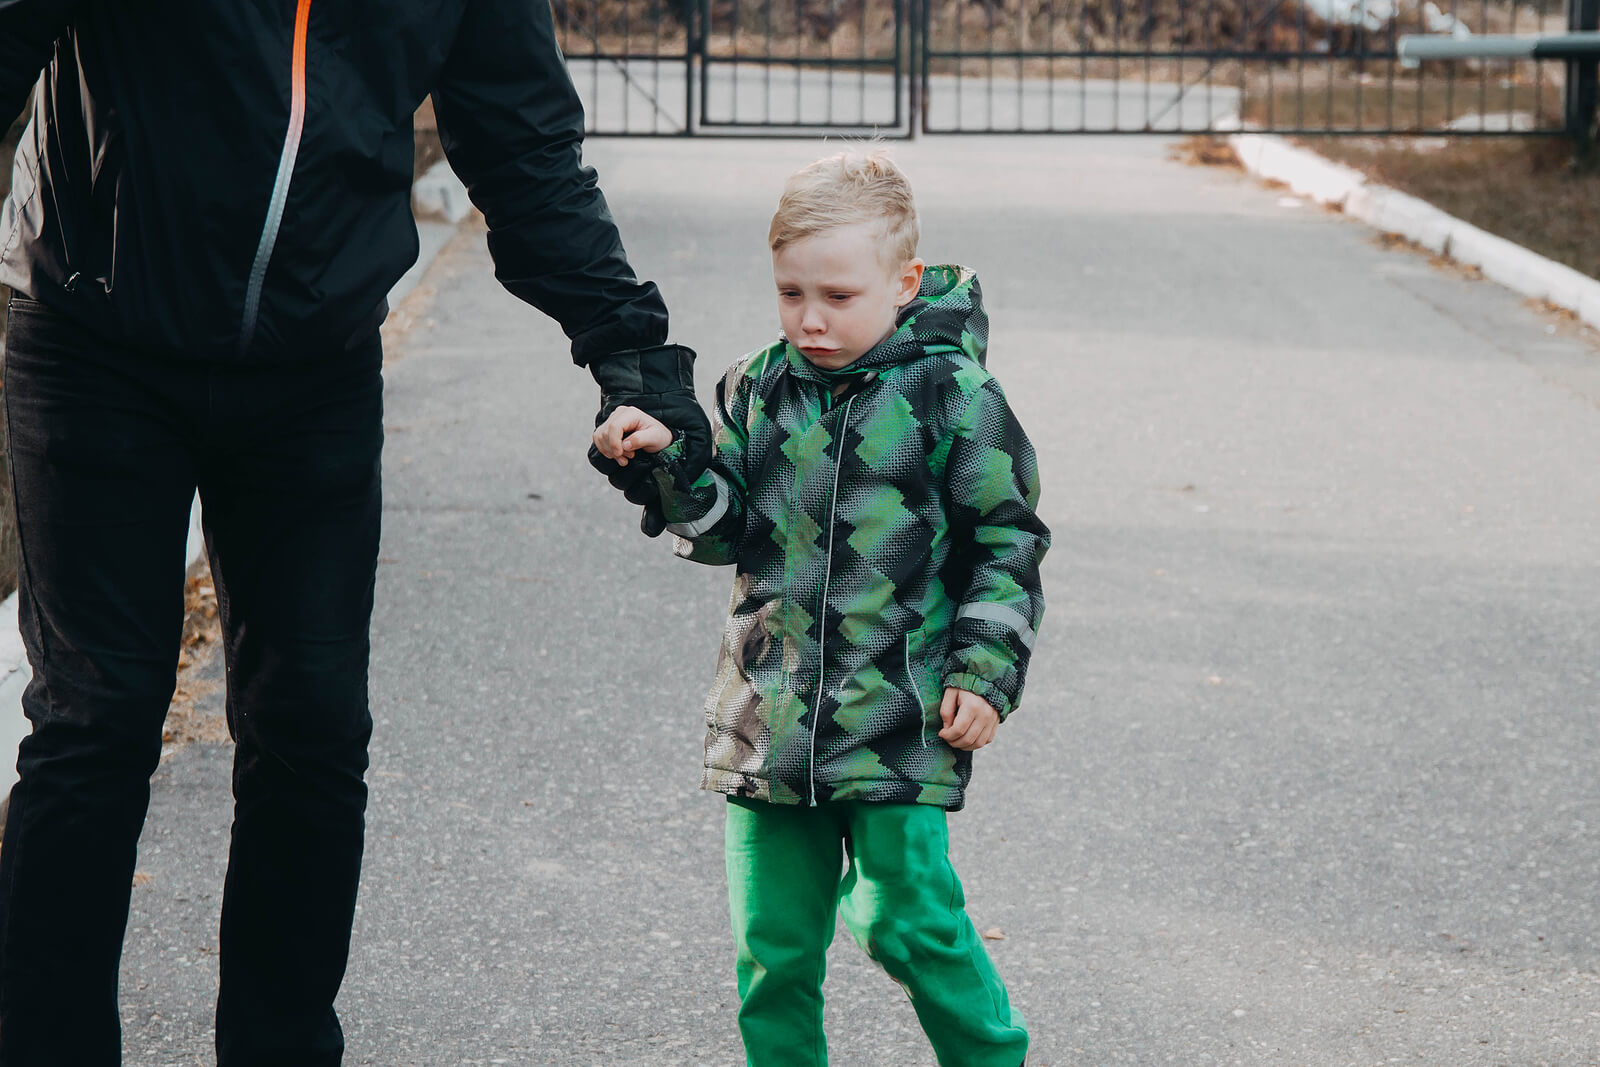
[{"x1": 122, "y1": 135, "x2": 1600, "y2": 1066}]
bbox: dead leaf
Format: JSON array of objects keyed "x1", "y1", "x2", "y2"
[
  {"x1": 1171, "y1": 136, "x2": 1241, "y2": 170},
  {"x1": 981, "y1": 927, "x2": 1006, "y2": 941}
]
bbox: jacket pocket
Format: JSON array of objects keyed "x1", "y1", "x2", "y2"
[
  {"x1": 728, "y1": 600, "x2": 777, "y2": 680},
  {"x1": 6, "y1": 295, "x2": 49, "y2": 314},
  {"x1": 904, "y1": 628, "x2": 944, "y2": 724}
]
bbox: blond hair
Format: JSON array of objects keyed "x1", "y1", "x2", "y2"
[{"x1": 768, "y1": 149, "x2": 919, "y2": 269}]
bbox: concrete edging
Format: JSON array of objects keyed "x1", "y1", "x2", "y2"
[
  {"x1": 1228, "y1": 131, "x2": 1600, "y2": 331},
  {"x1": 0, "y1": 593, "x2": 29, "y2": 817}
]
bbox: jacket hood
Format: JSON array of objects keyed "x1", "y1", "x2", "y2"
[{"x1": 785, "y1": 264, "x2": 988, "y2": 384}]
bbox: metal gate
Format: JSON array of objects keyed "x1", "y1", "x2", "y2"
[
  {"x1": 551, "y1": 0, "x2": 911, "y2": 135},
  {"x1": 552, "y1": 0, "x2": 1594, "y2": 136}
]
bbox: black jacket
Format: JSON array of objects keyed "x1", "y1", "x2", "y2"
[{"x1": 0, "y1": 0, "x2": 668, "y2": 364}]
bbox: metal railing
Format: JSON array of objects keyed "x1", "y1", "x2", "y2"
[
  {"x1": 548, "y1": 0, "x2": 1596, "y2": 137},
  {"x1": 550, "y1": 0, "x2": 909, "y2": 135}
]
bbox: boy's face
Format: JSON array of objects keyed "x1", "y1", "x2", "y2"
[{"x1": 772, "y1": 222, "x2": 924, "y2": 372}]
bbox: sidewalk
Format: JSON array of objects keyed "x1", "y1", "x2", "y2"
[
  {"x1": 1227, "y1": 132, "x2": 1600, "y2": 331},
  {"x1": 99, "y1": 135, "x2": 1600, "y2": 1064}
]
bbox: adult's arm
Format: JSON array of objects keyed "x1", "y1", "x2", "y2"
[
  {"x1": 433, "y1": 0, "x2": 711, "y2": 503},
  {"x1": 431, "y1": 0, "x2": 666, "y2": 364},
  {"x1": 0, "y1": 0, "x2": 77, "y2": 127}
]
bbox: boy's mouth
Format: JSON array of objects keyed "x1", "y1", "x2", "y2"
[{"x1": 799, "y1": 345, "x2": 839, "y2": 357}]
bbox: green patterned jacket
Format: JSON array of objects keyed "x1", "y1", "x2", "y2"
[{"x1": 651, "y1": 266, "x2": 1049, "y2": 810}]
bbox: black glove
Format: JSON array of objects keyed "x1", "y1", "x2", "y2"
[
  {"x1": 589, "y1": 344, "x2": 712, "y2": 537},
  {"x1": 586, "y1": 442, "x2": 670, "y2": 537}
]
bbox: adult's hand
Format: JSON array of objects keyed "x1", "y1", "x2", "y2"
[{"x1": 588, "y1": 343, "x2": 712, "y2": 536}]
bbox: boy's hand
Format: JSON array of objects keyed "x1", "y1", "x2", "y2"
[
  {"x1": 592, "y1": 405, "x2": 674, "y2": 467},
  {"x1": 938, "y1": 687, "x2": 999, "y2": 750}
]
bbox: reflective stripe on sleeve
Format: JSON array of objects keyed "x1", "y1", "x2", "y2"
[
  {"x1": 665, "y1": 472, "x2": 732, "y2": 538},
  {"x1": 954, "y1": 602, "x2": 1037, "y2": 650}
]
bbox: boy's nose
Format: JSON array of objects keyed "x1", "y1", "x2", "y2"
[{"x1": 801, "y1": 305, "x2": 826, "y2": 333}]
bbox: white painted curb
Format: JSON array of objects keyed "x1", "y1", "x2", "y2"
[
  {"x1": 1228, "y1": 132, "x2": 1600, "y2": 331},
  {"x1": 0, "y1": 594, "x2": 30, "y2": 809},
  {"x1": 412, "y1": 160, "x2": 472, "y2": 224}
]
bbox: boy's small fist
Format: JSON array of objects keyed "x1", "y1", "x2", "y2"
[
  {"x1": 592, "y1": 405, "x2": 674, "y2": 466},
  {"x1": 938, "y1": 688, "x2": 999, "y2": 751}
]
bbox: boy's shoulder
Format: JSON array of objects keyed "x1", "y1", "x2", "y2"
[
  {"x1": 908, "y1": 347, "x2": 1000, "y2": 399},
  {"x1": 716, "y1": 339, "x2": 788, "y2": 398}
]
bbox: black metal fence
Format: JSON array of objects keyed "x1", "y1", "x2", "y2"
[
  {"x1": 549, "y1": 0, "x2": 907, "y2": 134},
  {"x1": 550, "y1": 0, "x2": 1596, "y2": 136}
]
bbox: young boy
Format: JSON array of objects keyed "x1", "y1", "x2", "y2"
[{"x1": 592, "y1": 150, "x2": 1049, "y2": 1067}]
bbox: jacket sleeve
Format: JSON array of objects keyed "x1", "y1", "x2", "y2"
[
  {"x1": 0, "y1": 0, "x2": 75, "y2": 127},
  {"x1": 939, "y1": 378, "x2": 1051, "y2": 719},
  {"x1": 432, "y1": 0, "x2": 668, "y2": 365},
  {"x1": 648, "y1": 366, "x2": 751, "y2": 566}
]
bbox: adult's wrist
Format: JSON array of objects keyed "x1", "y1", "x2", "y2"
[{"x1": 589, "y1": 344, "x2": 696, "y2": 402}]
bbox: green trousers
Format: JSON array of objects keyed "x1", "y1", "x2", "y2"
[{"x1": 724, "y1": 796, "x2": 1028, "y2": 1067}]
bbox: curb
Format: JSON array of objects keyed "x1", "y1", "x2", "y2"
[
  {"x1": 1228, "y1": 132, "x2": 1600, "y2": 330},
  {"x1": 0, "y1": 594, "x2": 29, "y2": 821},
  {"x1": 412, "y1": 160, "x2": 472, "y2": 225}
]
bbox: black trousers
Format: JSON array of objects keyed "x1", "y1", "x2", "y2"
[{"x1": 0, "y1": 296, "x2": 384, "y2": 1066}]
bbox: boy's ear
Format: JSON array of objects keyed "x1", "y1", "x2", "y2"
[{"x1": 895, "y1": 258, "x2": 926, "y2": 307}]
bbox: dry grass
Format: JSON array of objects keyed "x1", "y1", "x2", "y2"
[
  {"x1": 1242, "y1": 75, "x2": 1567, "y2": 132},
  {"x1": 1315, "y1": 136, "x2": 1600, "y2": 280},
  {"x1": 1372, "y1": 228, "x2": 1486, "y2": 279},
  {"x1": 1184, "y1": 126, "x2": 1600, "y2": 285},
  {"x1": 163, "y1": 562, "x2": 231, "y2": 752},
  {"x1": 556, "y1": 0, "x2": 1551, "y2": 65},
  {"x1": 1172, "y1": 133, "x2": 1243, "y2": 167},
  {"x1": 414, "y1": 98, "x2": 446, "y2": 182}
]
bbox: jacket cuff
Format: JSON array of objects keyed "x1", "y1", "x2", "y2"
[
  {"x1": 941, "y1": 672, "x2": 1016, "y2": 720},
  {"x1": 588, "y1": 344, "x2": 695, "y2": 392},
  {"x1": 649, "y1": 442, "x2": 724, "y2": 531}
]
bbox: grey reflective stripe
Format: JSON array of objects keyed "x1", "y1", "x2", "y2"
[
  {"x1": 665, "y1": 472, "x2": 732, "y2": 538},
  {"x1": 239, "y1": 6, "x2": 311, "y2": 355},
  {"x1": 955, "y1": 602, "x2": 1037, "y2": 649}
]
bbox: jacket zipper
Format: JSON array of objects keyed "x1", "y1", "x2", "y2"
[
  {"x1": 807, "y1": 390, "x2": 857, "y2": 806},
  {"x1": 239, "y1": 0, "x2": 313, "y2": 356}
]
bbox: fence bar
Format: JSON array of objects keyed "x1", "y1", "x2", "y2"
[
  {"x1": 1566, "y1": 0, "x2": 1600, "y2": 148},
  {"x1": 554, "y1": 0, "x2": 1583, "y2": 137}
]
